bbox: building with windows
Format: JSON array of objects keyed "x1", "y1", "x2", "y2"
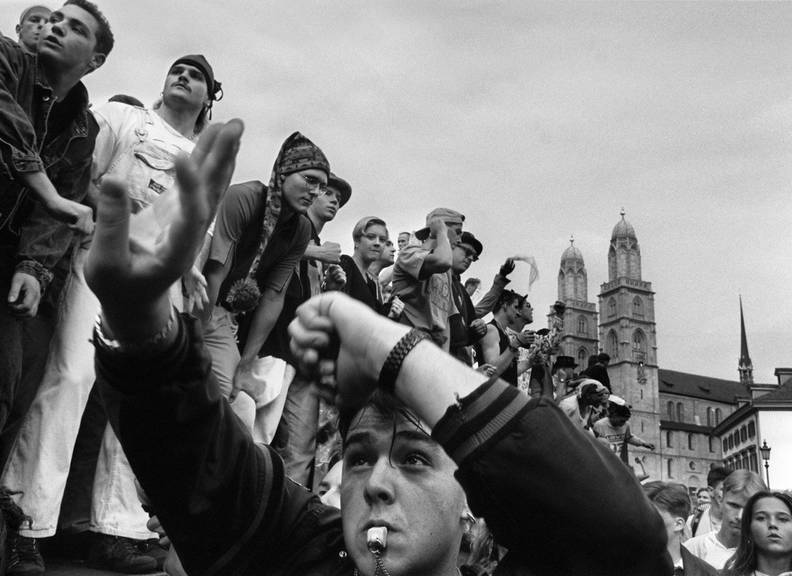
[
  {"x1": 657, "y1": 370, "x2": 745, "y2": 488},
  {"x1": 554, "y1": 211, "x2": 770, "y2": 491},
  {"x1": 557, "y1": 236, "x2": 599, "y2": 368}
]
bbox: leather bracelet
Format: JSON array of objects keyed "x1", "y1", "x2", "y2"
[{"x1": 378, "y1": 328, "x2": 430, "y2": 394}]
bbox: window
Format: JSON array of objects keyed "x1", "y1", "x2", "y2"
[
  {"x1": 688, "y1": 434, "x2": 695, "y2": 450},
  {"x1": 633, "y1": 296, "x2": 644, "y2": 317},
  {"x1": 706, "y1": 408, "x2": 713, "y2": 427},
  {"x1": 740, "y1": 427, "x2": 747, "y2": 442},
  {"x1": 728, "y1": 435, "x2": 734, "y2": 450},
  {"x1": 722, "y1": 439, "x2": 727, "y2": 452},
  {"x1": 667, "y1": 401, "x2": 675, "y2": 421},
  {"x1": 607, "y1": 330, "x2": 619, "y2": 359},
  {"x1": 748, "y1": 421, "x2": 756, "y2": 438},
  {"x1": 676, "y1": 402, "x2": 684, "y2": 423},
  {"x1": 667, "y1": 459, "x2": 673, "y2": 478},
  {"x1": 715, "y1": 408, "x2": 722, "y2": 425},
  {"x1": 608, "y1": 298, "x2": 616, "y2": 317},
  {"x1": 577, "y1": 315, "x2": 587, "y2": 335},
  {"x1": 709, "y1": 437, "x2": 715, "y2": 453},
  {"x1": 666, "y1": 430, "x2": 673, "y2": 448},
  {"x1": 577, "y1": 347, "x2": 588, "y2": 366},
  {"x1": 632, "y1": 330, "x2": 646, "y2": 361},
  {"x1": 750, "y1": 452, "x2": 758, "y2": 472}
]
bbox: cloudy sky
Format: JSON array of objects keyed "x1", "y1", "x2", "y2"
[{"x1": 4, "y1": 0, "x2": 791, "y2": 384}]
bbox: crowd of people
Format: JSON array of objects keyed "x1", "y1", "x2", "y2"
[{"x1": 0, "y1": 2, "x2": 790, "y2": 576}]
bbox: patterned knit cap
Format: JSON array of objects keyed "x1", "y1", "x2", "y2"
[
  {"x1": 224, "y1": 132, "x2": 330, "y2": 313},
  {"x1": 278, "y1": 131, "x2": 330, "y2": 177}
]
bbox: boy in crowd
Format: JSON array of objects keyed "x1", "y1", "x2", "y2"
[
  {"x1": 0, "y1": 3, "x2": 113, "y2": 573},
  {"x1": 14, "y1": 5, "x2": 51, "y2": 53},
  {"x1": 683, "y1": 470, "x2": 766, "y2": 570},
  {"x1": 392, "y1": 208, "x2": 463, "y2": 351}
]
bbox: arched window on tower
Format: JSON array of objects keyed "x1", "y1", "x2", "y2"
[
  {"x1": 667, "y1": 401, "x2": 675, "y2": 421},
  {"x1": 676, "y1": 402, "x2": 684, "y2": 423},
  {"x1": 632, "y1": 329, "x2": 647, "y2": 362},
  {"x1": 607, "y1": 330, "x2": 618, "y2": 359},
  {"x1": 633, "y1": 296, "x2": 644, "y2": 318},
  {"x1": 577, "y1": 347, "x2": 588, "y2": 367},
  {"x1": 608, "y1": 298, "x2": 616, "y2": 317},
  {"x1": 577, "y1": 315, "x2": 587, "y2": 335}
]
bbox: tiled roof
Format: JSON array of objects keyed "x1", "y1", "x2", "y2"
[
  {"x1": 658, "y1": 369, "x2": 748, "y2": 404},
  {"x1": 753, "y1": 379, "x2": 792, "y2": 406}
]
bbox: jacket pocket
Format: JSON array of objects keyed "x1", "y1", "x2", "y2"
[{"x1": 126, "y1": 140, "x2": 179, "y2": 212}]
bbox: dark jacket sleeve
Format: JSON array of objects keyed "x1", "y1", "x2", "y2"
[
  {"x1": 0, "y1": 37, "x2": 43, "y2": 175},
  {"x1": 432, "y1": 379, "x2": 672, "y2": 576},
  {"x1": 95, "y1": 315, "x2": 346, "y2": 576},
  {"x1": 14, "y1": 156, "x2": 91, "y2": 289}
]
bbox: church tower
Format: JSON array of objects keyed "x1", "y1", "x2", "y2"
[
  {"x1": 598, "y1": 210, "x2": 661, "y2": 477},
  {"x1": 738, "y1": 296, "x2": 754, "y2": 388},
  {"x1": 557, "y1": 236, "x2": 598, "y2": 368}
]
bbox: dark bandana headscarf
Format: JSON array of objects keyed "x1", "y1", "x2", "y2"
[{"x1": 225, "y1": 132, "x2": 330, "y2": 313}]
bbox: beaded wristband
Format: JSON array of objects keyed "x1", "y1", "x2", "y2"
[{"x1": 378, "y1": 328, "x2": 431, "y2": 394}]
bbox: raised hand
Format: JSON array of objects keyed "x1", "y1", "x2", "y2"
[
  {"x1": 499, "y1": 257, "x2": 515, "y2": 277},
  {"x1": 85, "y1": 120, "x2": 244, "y2": 342}
]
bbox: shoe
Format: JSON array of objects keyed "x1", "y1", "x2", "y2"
[
  {"x1": 7, "y1": 535, "x2": 45, "y2": 576},
  {"x1": 87, "y1": 534, "x2": 158, "y2": 574}
]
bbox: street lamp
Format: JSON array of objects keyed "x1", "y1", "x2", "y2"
[{"x1": 760, "y1": 440, "x2": 772, "y2": 489}]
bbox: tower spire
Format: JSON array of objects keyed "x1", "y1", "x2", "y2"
[{"x1": 738, "y1": 296, "x2": 754, "y2": 387}]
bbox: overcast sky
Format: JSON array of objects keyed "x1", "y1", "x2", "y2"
[{"x1": 4, "y1": 0, "x2": 791, "y2": 384}]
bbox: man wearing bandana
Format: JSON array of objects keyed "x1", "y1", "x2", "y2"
[
  {"x1": 2, "y1": 54, "x2": 222, "y2": 574},
  {"x1": 200, "y1": 132, "x2": 329, "y2": 428}
]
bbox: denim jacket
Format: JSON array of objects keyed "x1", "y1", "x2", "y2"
[{"x1": 0, "y1": 35, "x2": 97, "y2": 292}]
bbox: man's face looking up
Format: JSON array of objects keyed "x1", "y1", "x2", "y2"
[
  {"x1": 38, "y1": 5, "x2": 104, "y2": 76},
  {"x1": 341, "y1": 408, "x2": 467, "y2": 576},
  {"x1": 163, "y1": 63, "x2": 209, "y2": 111}
]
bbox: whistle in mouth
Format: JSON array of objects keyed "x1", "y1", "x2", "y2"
[{"x1": 367, "y1": 526, "x2": 387, "y2": 553}]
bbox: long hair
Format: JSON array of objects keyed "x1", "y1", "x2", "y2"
[{"x1": 723, "y1": 491, "x2": 792, "y2": 576}]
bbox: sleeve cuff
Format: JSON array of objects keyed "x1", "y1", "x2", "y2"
[
  {"x1": 14, "y1": 260, "x2": 53, "y2": 293},
  {"x1": 11, "y1": 149, "x2": 44, "y2": 173},
  {"x1": 94, "y1": 313, "x2": 193, "y2": 395},
  {"x1": 493, "y1": 274, "x2": 510, "y2": 288},
  {"x1": 432, "y1": 377, "x2": 531, "y2": 465}
]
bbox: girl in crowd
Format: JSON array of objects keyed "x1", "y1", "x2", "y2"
[{"x1": 723, "y1": 491, "x2": 792, "y2": 576}]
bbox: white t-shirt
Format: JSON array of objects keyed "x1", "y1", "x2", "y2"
[
  {"x1": 91, "y1": 102, "x2": 196, "y2": 213},
  {"x1": 686, "y1": 506, "x2": 721, "y2": 539},
  {"x1": 682, "y1": 531, "x2": 734, "y2": 570}
]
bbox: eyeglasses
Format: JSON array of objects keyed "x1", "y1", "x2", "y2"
[
  {"x1": 299, "y1": 173, "x2": 328, "y2": 194},
  {"x1": 455, "y1": 244, "x2": 479, "y2": 261},
  {"x1": 362, "y1": 233, "x2": 388, "y2": 243}
]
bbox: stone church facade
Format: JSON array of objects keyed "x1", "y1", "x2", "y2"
[{"x1": 555, "y1": 211, "x2": 745, "y2": 491}]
